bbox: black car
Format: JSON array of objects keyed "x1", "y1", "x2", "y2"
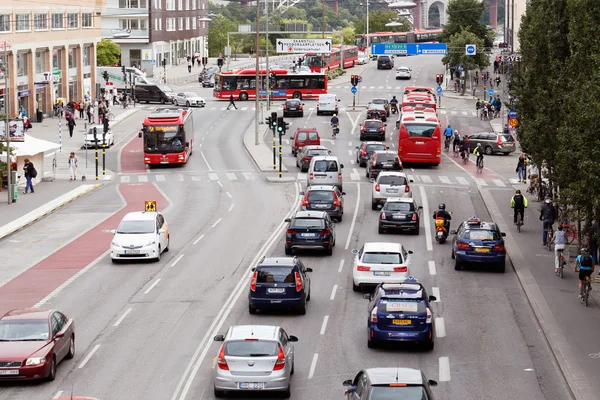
[
  {"x1": 366, "y1": 151, "x2": 403, "y2": 179},
  {"x1": 355, "y1": 141, "x2": 387, "y2": 167},
  {"x1": 377, "y1": 55, "x2": 394, "y2": 69},
  {"x1": 300, "y1": 185, "x2": 346, "y2": 222},
  {"x1": 283, "y1": 99, "x2": 304, "y2": 117},
  {"x1": 378, "y1": 197, "x2": 423, "y2": 234},
  {"x1": 296, "y1": 145, "x2": 330, "y2": 172},
  {"x1": 285, "y1": 211, "x2": 336, "y2": 256},
  {"x1": 344, "y1": 368, "x2": 438, "y2": 400},
  {"x1": 198, "y1": 67, "x2": 216, "y2": 82},
  {"x1": 134, "y1": 84, "x2": 173, "y2": 104},
  {"x1": 360, "y1": 120, "x2": 386, "y2": 141},
  {"x1": 248, "y1": 256, "x2": 312, "y2": 315}
]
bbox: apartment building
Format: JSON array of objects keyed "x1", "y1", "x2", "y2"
[
  {"x1": 102, "y1": 0, "x2": 208, "y2": 78},
  {"x1": 0, "y1": 0, "x2": 104, "y2": 121}
]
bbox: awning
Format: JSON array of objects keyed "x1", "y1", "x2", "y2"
[{"x1": 2, "y1": 134, "x2": 60, "y2": 157}]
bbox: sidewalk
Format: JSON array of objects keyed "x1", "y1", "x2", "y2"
[{"x1": 242, "y1": 120, "x2": 291, "y2": 180}]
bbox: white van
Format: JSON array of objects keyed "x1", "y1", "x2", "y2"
[
  {"x1": 316, "y1": 94, "x2": 340, "y2": 116},
  {"x1": 307, "y1": 156, "x2": 344, "y2": 191}
]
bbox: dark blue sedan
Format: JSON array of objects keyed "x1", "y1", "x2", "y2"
[{"x1": 451, "y1": 217, "x2": 507, "y2": 272}]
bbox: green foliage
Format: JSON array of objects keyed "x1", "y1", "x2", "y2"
[
  {"x1": 354, "y1": 12, "x2": 409, "y2": 35},
  {"x1": 438, "y1": 0, "x2": 494, "y2": 47},
  {"x1": 96, "y1": 39, "x2": 121, "y2": 66},
  {"x1": 327, "y1": 68, "x2": 345, "y2": 80},
  {"x1": 208, "y1": 15, "x2": 238, "y2": 57},
  {"x1": 341, "y1": 26, "x2": 356, "y2": 45},
  {"x1": 442, "y1": 29, "x2": 489, "y2": 70}
]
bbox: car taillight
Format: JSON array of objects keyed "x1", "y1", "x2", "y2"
[
  {"x1": 497, "y1": 137, "x2": 502, "y2": 146},
  {"x1": 357, "y1": 265, "x2": 371, "y2": 271},
  {"x1": 412, "y1": 213, "x2": 417, "y2": 221},
  {"x1": 426, "y1": 308, "x2": 432, "y2": 324},
  {"x1": 381, "y1": 213, "x2": 386, "y2": 220},
  {"x1": 370, "y1": 307, "x2": 378, "y2": 323},
  {"x1": 457, "y1": 242, "x2": 470, "y2": 250},
  {"x1": 217, "y1": 346, "x2": 229, "y2": 370},
  {"x1": 303, "y1": 156, "x2": 311, "y2": 161},
  {"x1": 405, "y1": 185, "x2": 410, "y2": 193},
  {"x1": 250, "y1": 271, "x2": 257, "y2": 291},
  {"x1": 302, "y1": 195, "x2": 309, "y2": 207},
  {"x1": 273, "y1": 345, "x2": 286, "y2": 371},
  {"x1": 318, "y1": 228, "x2": 331, "y2": 236},
  {"x1": 393, "y1": 266, "x2": 407, "y2": 272},
  {"x1": 333, "y1": 194, "x2": 341, "y2": 207},
  {"x1": 493, "y1": 244, "x2": 505, "y2": 252},
  {"x1": 299, "y1": 105, "x2": 303, "y2": 110},
  {"x1": 436, "y1": 147, "x2": 441, "y2": 155},
  {"x1": 283, "y1": 105, "x2": 287, "y2": 110},
  {"x1": 398, "y1": 145, "x2": 403, "y2": 153},
  {"x1": 375, "y1": 184, "x2": 380, "y2": 192},
  {"x1": 295, "y1": 272, "x2": 303, "y2": 292},
  {"x1": 287, "y1": 229, "x2": 297, "y2": 236},
  {"x1": 309, "y1": 173, "x2": 314, "y2": 180},
  {"x1": 373, "y1": 154, "x2": 378, "y2": 166},
  {"x1": 338, "y1": 172, "x2": 342, "y2": 180}
]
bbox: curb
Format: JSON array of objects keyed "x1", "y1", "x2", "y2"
[
  {"x1": 266, "y1": 176, "x2": 296, "y2": 183},
  {"x1": 0, "y1": 183, "x2": 105, "y2": 242},
  {"x1": 242, "y1": 122, "x2": 288, "y2": 173}
]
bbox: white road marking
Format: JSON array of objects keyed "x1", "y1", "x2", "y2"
[
  {"x1": 53, "y1": 391, "x2": 63, "y2": 399},
  {"x1": 225, "y1": 191, "x2": 232, "y2": 199},
  {"x1": 217, "y1": 181, "x2": 224, "y2": 187},
  {"x1": 228, "y1": 203, "x2": 234, "y2": 212},
  {"x1": 435, "y1": 317, "x2": 446, "y2": 338},
  {"x1": 474, "y1": 177, "x2": 487, "y2": 187},
  {"x1": 451, "y1": 110, "x2": 457, "y2": 115},
  {"x1": 138, "y1": 175, "x2": 148, "y2": 183},
  {"x1": 350, "y1": 159, "x2": 355, "y2": 165},
  {"x1": 191, "y1": 176, "x2": 202, "y2": 182},
  {"x1": 241, "y1": 107, "x2": 248, "y2": 111},
  {"x1": 348, "y1": 140, "x2": 352, "y2": 146},
  {"x1": 120, "y1": 175, "x2": 130, "y2": 183},
  {"x1": 439, "y1": 109, "x2": 447, "y2": 115},
  {"x1": 432, "y1": 287, "x2": 441, "y2": 302},
  {"x1": 114, "y1": 308, "x2": 133, "y2": 327},
  {"x1": 419, "y1": 186, "x2": 433, "y2": 252},
  {"x1": 492, "y1": 179, "x2": 506, "y2": 187},
  {"x1": 338, "y1": 259, "x2": 345, "y2": 273},
  {"x1": 155, "y1": 174, "x2": 166, "y2": 182},
  {"x1": 439, "y1": 176, "x2": 452, "y2": 184},
  {"x1": 439, "y1": 357, "x2": 451, "y2": 381},
  {"x1": 350, "y1": 168, "x2": 361, "y2": 181},
  {"x1": 345, "y1": 182, "x2": 361, "y2": 250},
  {"x1": 211, "y1": 218, "x2": 222, "y2": 228},
  {"x1": 226, "y1": 172, "x2": 237, "y2": 180},
  {"x1": 348, "y1": 149, "x2": 353, "y2": 155},
  {"x1": 193, "y1": 234, "x2": 205, "y2": 245},
  {"x1": 320, "y1": 316, "x2": 329, "y2": 335},
  {"x1": 428, "y1": 260, "x2": 436, "y2": 275},
  {"x1": 177, "y1": 174, "x2": 184, "y2": 182},
  {"x1": 421, "y1": 175, "x2": 433, "y2": 183},
  {"x1": 509, "y1": 178, "x2": 520, "y2": 184},
  {"x1": 200, "y1": 151, "x2": 212, "y2": 171},
  {"x1": 170, "y1": 254, "x2": 184, "y2": 268},
  {"x1": 208, "y1": 172, "x2": 219, "y2": 181},
  {"x1": 144, "y1": 279, "x2": 161, "y2": 294},
  {"x1": 407, "y1": 174, "x2": 415, "y2": 182},
  {"x1": 330, "y1": 284, "x2": 338, "y2": 300},
  {"x1": 243, "y1": 172, "x2": 254, "y2": 180},
  {"x1": 462, "y1": 111, "x2": 468, "y2": 116},
  {"x1": 456, "y1": 176, "x2": 469, "y2": 185},
  {"x1": 78, "y1": 344, "x2": 101, "y2": 369},
  {"x1": 308, "y1": 353, "x2": 319, "y2": 379}
]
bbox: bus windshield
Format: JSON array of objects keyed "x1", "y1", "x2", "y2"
[
  {"x1": 143, "y1": 125, "x2": 185, "y2": 153},
  {"x1": 305, "y1": 55, "x2": 325, "y2": 67},
  {"x1": 403, "y1": 124, "x2": 437, "y2": 138}
]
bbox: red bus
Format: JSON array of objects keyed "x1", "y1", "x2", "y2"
[
  {"x1": 404, "y1": 86, "x2": 437, "y2": 97},
  {"x1": 355, "y1": 29, "x2": 443, "y2": 52},
  {"x1": 402, "y1": 94, "x2": 437, "y2": 111},
  {"x1": 141, "y1": 108, "x2": 194, "y2": 165},
  {"x1": 213, "y1": 69, "x2": 327, "y2": 101},
  {"x1": 304, "y1": 45, "x2": 359, "y2": 72},
  {"x1": 397, "y1": 111, "x2": 441, "y2": 166}
]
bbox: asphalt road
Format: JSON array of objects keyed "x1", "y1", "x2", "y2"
[{"x1": 0, "y1": 56, "x2": 572, "y2": 400}]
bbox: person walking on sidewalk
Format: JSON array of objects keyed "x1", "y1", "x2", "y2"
[
  {"x1": 188, "y1": 60, "x2": 192, "y2": 73},
  {"x1": 227, "y1": 94, "x2": 237, "y2": 110},
  {"x1": 22, "y1": 158, "x2": 35, "y2": 194},
  {"x1": 550, "y1": 225, "x2": 566, "y2": 273},
  {"x1": 68, "y1": 152, "x2": 78, "y2": 181},
  {"x1": 67, "y1": 114, "x2": 76, "y2": 138},
  {"x1": 78, "y1": 101, "x2": 84, "y2": 119},
  {"x1": 516, "y1": 154, "x2": 525, "y2": 182},
  {"x1": 87, "y1": 102, "x2": 94, "y2": 124},
  {"x1": 503, "y1": 124, "x2": 510, "y2": 135}
]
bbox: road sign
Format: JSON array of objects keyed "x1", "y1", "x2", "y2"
[
  {"x1": 509, "y1": 118, "x2": 519, "y2": 128},
  {"x1": 436, "y1": 86, "x2": 442, "y2": 94},
  {"x1": 371, "y1": 43, "x2": 447, "y2": 55},
  {"x1": 465, "y1": 44, "x2": 476, "y2": 55},
  {"x1": 488, "y1": 89, "x2": 494, "y2": 96},
  {"x1": 371, "y1": 43, "x2": 407, "y2": 55},
  {"x1": 150, "y1": 59, "x2": 156, "y2": 65},
  {"x1": 145, "y1": 201, "x2": 157, "y2": 212},
  {"x1": 351, "y1": 86, "x2": 357, "y2": 94},
  {"x1": 276, "y1": 38, "x2": 331, "y2": 53},
  {"x1": 508, "y1": 110, "x2": 518, "y2": 119}
]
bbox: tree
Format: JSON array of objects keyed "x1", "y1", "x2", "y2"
[
  {"x1": 438, "y1": 0, "x2": 494, "y2": 48},
  {"x1": 354, "y1": 12, "x2": 409, "y2": 34},
  {"x1": 341, "y1": 26, "x2": 356, "y2": 45},
  {"x1": 441, "y1": 29, "x2": 489, "y2": 92},
  {"x1": 208, "y1": 15, "x2": 237, "y2": 57},
  {"x1": 96, "y1": 39, "x2": 121, "y2": 66}
]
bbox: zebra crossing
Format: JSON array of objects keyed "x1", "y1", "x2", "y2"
[
  {"x1": 119, "y1": 171, "x2": 257, "y2": 184},
  {"x1": 438, "y1": 109, "x2": 478, "y2": 117}
]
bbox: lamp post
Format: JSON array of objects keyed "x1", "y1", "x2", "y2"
[
  {"x1": 255, "y1": 0, "x2": 260, "y2": 145},
  {"x1": 0, "y1": 40, "x2": 11, "y2": 204}
]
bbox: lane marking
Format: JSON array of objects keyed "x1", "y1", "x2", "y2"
[
  {"x1": 200, "y1": 151, "x2": 212, "y2": 171},
  {"x1": 432, "y1": 287, "x2": 441, "y2": 302},
  {"x1": 308, "y1": 353, "x2": 319, "y2": 379},
  {"x1": 439, "y1": 357, "x2": 451, "y2": 381},
  {"x1": 155, "y1": 174, "x2": 166, "y2": 182},
  {"x1": 170, "y1": 254, "x2": 184, "y2": 268},
  {"x1": 492, "y1": 178, "x2": 506, "y2": 187},
  {"x1": 53, "y1": 391, "x2": 63, "y2": 399},
  {"x1": 78, "y1": 344, "x2": 101, "y2": 369},
  {"x1": 228, "y1": 204, "x2": 234, "y2": 212},
  {"x1": 217, "y1": 181, "x2": 224, "y2": 187},
  {"x1": 428, "y1": 260, "x2": 436, "y2": 275},
  {"x1": 144, "y1": 279, "x2": 161, "y2": 295},
  {"x1": 226, "y1": 172, "x2": 237, "y2": 180},
  {"x1": 421, "y1": 175, "x2": 433, "y2": 183},
  {"x1": 320, "y1": 315, "x2": 329, "y2": 335},
  {"x1": 338, "y1": 259, "x2": 345, "y2": 273},
  {"x1": 225, "y1": 191, "x2": 232, "y2": 199},
  {"x1": 439, "y1": 176, "x2": 452, "y2": 184},
  {"x1": 211, "y1": 218, "x2": 222, "y2": 228},
  {"x1": 330, "y1": 284, "x2": 338, "y2": 301},
  {"x1": 456, "y1": 176, "x2": 469, "y2": 185},
  {"x1": 193, "y1": 234, "x2": 205, "y2": 245},
  {"x1": 435, "y1": 317, "x2": 446, "y2": 338},
  {"x1": 114, "y1": 308, "x2": 133, "y2": 327},
  {"x1": 345, "y1": 182, "x2": 361, "y2": 250},
  {"x1": 419, "y1": 186, "x2": 433, "y2": 251}
]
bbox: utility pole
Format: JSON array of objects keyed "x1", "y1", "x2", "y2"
[
  {"x1": 366, "y1": 0, "x2": 370, "y2": 52},
  {"x1": 322, "y1": 0, "x2": 325, "y2": 38},
  {"x1": 265, "y1": 0, "x2": 270, "y2": 110},
  {"x1": 2, "y1": 42, "x2": 11, "y2": 204},
  {"x1": 254, "y1": 0, "x2": 260, "y2": 145}
]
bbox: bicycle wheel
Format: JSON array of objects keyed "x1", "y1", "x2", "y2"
[
  {"x1": 564, "y1": 226, "x2": 576, "y2": 244},
  {"x1": 559, "y1": 263, "x2": 563, "y2": 278},
  {"x1": 108, "y1": 113, "x2": 115, "y2": 121},
  {"x1": 584, "y1": 284, "x2": 589, "y2": 307},
  {"x1": 517, "y1": 222, "x2": 521, "y2": 233}
]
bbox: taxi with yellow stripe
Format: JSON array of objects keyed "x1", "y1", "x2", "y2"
[{"x1": 110, "y1": 211, "x2": 170, "y2": 263}]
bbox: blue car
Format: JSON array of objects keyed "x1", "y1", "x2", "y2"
[
  {"x1": 248, "y1": 257, "x2": 312, "y2": 315},
  {"x1": 364, "y1": 278, "x2": 437, "y2": 350},
  {"x1": 451, "y1": 217, "x2": 507, "y2": 272}
]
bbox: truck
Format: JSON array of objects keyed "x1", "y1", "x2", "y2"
[{"x1": 96, "y1": 66, "x2": 151, "y2": 90}]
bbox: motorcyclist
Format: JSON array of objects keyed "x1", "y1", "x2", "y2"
[
  {"x1": 473, "y1": 142, "x2": 484, "y2": 168},
  {"x1": 390, "y1": 96, "x2": 399, "y2": 113},
  {"x1": 452, "y1": 130, "x2": 461, "y2": 153},
  {"x1": 432, "y1": 203, "x2": 452, "y2": 234},
  {"x1": 510, "y1": 189, "x2": 528, "y2": 225},
  {"x1": 540, "y1": 198, "x2": 556, "y2": 246},
  {"x1": 330, "y1": 114, "x2": 339, "y2": 126},
  {"x1": 443, "y1": 125, "x2": 453, "y2": 149}
]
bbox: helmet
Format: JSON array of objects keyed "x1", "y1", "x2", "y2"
[
  {"x1": 477, "y1": 142, "x2": 482, "y2": 147},
  {"x1": 438, "y1": 203, "x2": 446, "y2": 210},
  {"x1": 392, "y1": 95, "x2": 396, "y2": 99},
  {"x1": 515, "y1": 189, "x2": 521, "y2": 195},
  {"x1": 544, "y1": 198, "x2": 552, "y2": 204},
  {"x1": 333, "y1": 113, "x2": 337, "y2": 117},
  {"x1": 455, "y1": 130, "x2": 459, "y2": 135}
]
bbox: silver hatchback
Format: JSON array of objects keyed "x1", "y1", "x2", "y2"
[{"x1": 213, "y1": 325, "x2": 298, "y2": 398}]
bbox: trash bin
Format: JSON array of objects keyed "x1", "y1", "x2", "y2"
[
  {"x1": 11, "y1": 183, "x2": 18, "y2": 202},
  {"x1": 36, "y1": 110, "x2": 43, "y2": 123}
]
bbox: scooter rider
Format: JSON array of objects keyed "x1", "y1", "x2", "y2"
[
  {"x1": 432, "y1": 203, "x2": 452, "y2": 235},
  {"x1": 330, "y1": 113, "x2": 339, "y2": 137},
  {"x1": 390, "y1": 96, "x2": 399, "y2": 113}
]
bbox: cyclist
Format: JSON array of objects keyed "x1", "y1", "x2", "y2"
[
  {"x1": 551, "y1": 225, "x2": 567, "y2": 273},
  {"x1": 473, "y1": 142, "x2": 484, "y2": 169},
  {"x1": 539, "y1": 198, "x2": 556, "y2": 247},
  {"x1": 443, "y1": 125, "x2": 453, "y2": 150},
  {"x1": 510, "y1": 189, "x2": 528, "y2": 226},
  {"x1": 575, "y1": 248, "x2": 595, "y2": 299},
  {"x1": 330, "y1": 114, "x2": 339, "y2": 137},
  {"x1": 460, "y1": 135, "x2": 470, "y2": 160},
  {"x1": 452, "y1": 130, "x2": 461, "y2": 153}
]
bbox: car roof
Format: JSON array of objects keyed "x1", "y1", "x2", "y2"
[
  {"x1": 286, "y1": 98, "x2": 301, "y2": 102},
  {"x1": 376, "y1": 282, "x2": 426, "y2": 300},
  {"x1": 363, "y1": 242, "x2": 403, "y2": 252},
  {"x1": 295, "y1": 128, "x2": 318, "y2": 132},
  {"x1": 362, "y1": 141, "x2": 386, "y2": 145},
  {"x1": 372, "y1": 98, "x2": 387, "y2": 101},
  {"x1": 293, "y1": 210, "x2": 327, "y2": 219},
  {"x1": 2, "y1": 308, "x2": 52, "y2": 320},
  {"x1": 311, "y1": 155, "x2": 338, "y2": 161},
  {"x1": 226, "y1": 325, "x2": 279, "y2": 341},
  {"x1": 303, "y1": 145, "x2": 328, "y2": 151},
  {"x1": 258, "y1": 257, "x2": 297, "y2": 267},
  {"x1": 121, "y1": 211, "x2": 158, "y2": 221},
  {"x1": 307, "y1": 185, "x2": 336, "y2": 191},
  {"x1": 378, "y1": 171, "x2": 407, "y2": 178},
  {"x1": 365, "y1": 368, "x2": 424, "y2": 385},
  {"x1": 364, "y1": 119, "x2": 383, "y2": 123},
  {"x1": 385, "y1": 197, "x2": 415, "y2": 203}
]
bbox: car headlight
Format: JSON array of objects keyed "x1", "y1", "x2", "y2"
[
  {"x1": 111, "y1": 241, "x2": 121, "y2": 247},
  {"x1": 145, "y1": 240, "x2": 157, "y2": 246},
  {"x1": 25, "y1": 357, "x2": 46, "y2": 366}
]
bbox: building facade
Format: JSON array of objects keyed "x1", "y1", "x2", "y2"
[{"x1": 0, "y1": 0, "x2": 104, "y2": 121}]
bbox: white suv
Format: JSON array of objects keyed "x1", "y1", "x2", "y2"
[
  {"x1": 371, "y1": 171, "x2": 413, "y2": 210},
  {"x1": 351, "y1": 242, "x2": 413, "y2": 291}
]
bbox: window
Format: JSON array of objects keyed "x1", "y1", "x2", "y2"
[
  {"x1": 52, "y1": 49, "x2": 63, "y2": 71},
  {"x1": 185, "y1": 17, "x2": 190, "y2": 30},
  {"x1": 185, "y1": 0, "x2": 190, "y2": 9},
  {"x1": 35, "y1": 51, "x2": 46, "y2": 74},
  {"x1": 52, "y1": 13, "x2": 64, "y2": 29},
  {"x1": 83, "y1": 47, "x2": 90, "y2": 66},
  {"x1": 67, "y1": 13, "x2": 78, "y2": 28},
  {"x1": 119, "y1": 0, "x2": 147, "y2": 7},
  {"x1": 16, "y1": 14, "x2": 30, "y2": 32},
  {"x1": 17, "y1": 53, "x2": 28, "y2": 77},
  {"x1": 34, "y1": 14, "x2": 48, "y2": 30},
  {"x1": 202, "y1": 21, "x2": 206, "y2": 29},
  {"x1": 166, "y1": 0, "x2": 175, "y2": 10},
  {"x1": 82, "y1": 13, "x2": 93, "y2": 28},
  {"x1": 159, "y1": 18, "x2": 162, "y2": 30},
  {"x1": 192, "y1": 17, "x2": 196, "y2": 29},
  {"x1": 191, "y1": 0, "x2": 196, "y2": 9},
  {"x1": 178, "y1": 0, "x2": 183, "y2": 10},
  {"x1": 0, "y1": 15, "x2": 10, "y2": 32},
  {"x1": 154, "y1": 17, "x2": 158, "y2": 30},
  {"x1": 166, "y1": 18, "x2": 175, "y2": 31},
  {"x1": 155, "y1": 0, "x2": 161, "y2": 8},
  {"x1": 68, "y1": 48, "x2": 76, "y2": 69},
  {"x1": 130, "y1": 19, "x2": 139, "y2": 30},
  {"x1": 178, "y1": 17, "x2": 183, "y2": 30}
]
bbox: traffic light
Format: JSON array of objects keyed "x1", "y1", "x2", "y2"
[
  {"x1": 266, "y1": 115, "x2": 272, "y2": 126},
  {"x1": 217, "y1": 58, "x2": 223, "y2": 68},
  {"x1": 436, "y1": 74, "x2": 443, "y2": 85},
  {"x1": 351, "y1": 75, "x2": 359, "y2": 86},
  {"x1": 121, "y1": 66, "x2": 126, "y2": 75},
  {"x1": 277, "y1": 117, "x2": 284, "y2": 134},
  {"x1": 102, "y1": 71, "x2": 109, "y2": 83},
  {"x1": 271, "y1": 112, "x2": 277, "y2": 129}
]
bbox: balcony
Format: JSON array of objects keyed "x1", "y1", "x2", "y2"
[{"x1": 102, "y1": 28, "x2": 149, "y2": 41}]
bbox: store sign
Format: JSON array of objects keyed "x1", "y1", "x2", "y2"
[
  {"x1": 18, "y1": 90, "x2": 31, "y2": 97},
  {"x1": 142, "y1": 49, "x2": 153, "y2": 60},
  {"x1": 0, "y1": 119, "x2": 25, "y2": 142}
]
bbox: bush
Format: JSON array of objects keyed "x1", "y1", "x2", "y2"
[{"x1": 327, "y1": 68, "x2": 345, "y2": 80}]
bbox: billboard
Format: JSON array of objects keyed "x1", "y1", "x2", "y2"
[{"x1": 0, "y1": 119, "x2": 25, "y2": 142}]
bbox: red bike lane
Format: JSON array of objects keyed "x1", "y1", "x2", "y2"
[{"x1": 121, "y1": 133, "x2": 147, "y2": 173}]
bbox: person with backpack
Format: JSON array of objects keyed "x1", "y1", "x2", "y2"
[
  {"x1": 540, "y1": 198, "x2": 556, "y2": 246},
  {"x1": 551, "y1": 225, "x2": 567, "y2": 273},
  {"x1": 23, "y1": 158, "x2": 36, "y2": 194},
  {"x1": 510, "y1": 189, "x2": 528, "y2": 225},
  {"x1": 575, "y1": 248, "x2": 595, "y2": 299}
]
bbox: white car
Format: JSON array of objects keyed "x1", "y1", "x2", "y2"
[
  {"x1": 174, "y1": 92, "x2": 205, "y2": 107},
  {"x1": 110, "y1": 211, "x2": 170, "y2": 263},
  {"x1": 372, "y1": 171, "x2": 413, "y2": 209},
  {"x1": 351, "y1": 242, "x2": 412, "y2": 291},
  {"x1": 395, "y1": 66, "x2": 412, "y2": 80},
  {"x1": 357, "y1": 53, "x2": 369, "y2": 65},
  {"x1": 84, "y1": 125, "x2": 114, "y2": 148}
]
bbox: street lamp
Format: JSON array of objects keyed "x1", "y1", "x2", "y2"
[{"x1": 360, "y1": 2, "x2": 370, "y2": 53}]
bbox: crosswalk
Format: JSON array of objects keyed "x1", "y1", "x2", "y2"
[
  {"x1": 119, "y1": 171, "x2": 257, "y2": 184},
  {"x1": 438, "y1": 109, "x2": 478, "y2": 117}
]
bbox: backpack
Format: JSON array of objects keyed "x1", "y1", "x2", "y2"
[
  {"x1": 580, "y1": 250, "x2": 593, "y2": 267},
  {"x1": 31, "y1": 167, "x2": 38, "y2": 178}
]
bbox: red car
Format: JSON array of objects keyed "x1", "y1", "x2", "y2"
[
  {"x1": 291, "y1": 128, "x2": 321, "y2": 156},
  {"x1": 0, "y1": 308, "x2": 75, "y2": 381}
]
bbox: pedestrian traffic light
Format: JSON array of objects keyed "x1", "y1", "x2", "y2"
[
  {"x1": 121, "y1": 66, "x2": 126, "y2": 75},
  {"x1": 102, "y1": 71, "x2": 109, "y2": 83},
  {"x1": 266, "y1": 115, "x2": 272, "y2": 126},
  {"x1": 351, "y1": 75, "x2": 359, "y2": 86},
  {"x1": 436, "y1": 74, "x2": 443, "y2": 85}
]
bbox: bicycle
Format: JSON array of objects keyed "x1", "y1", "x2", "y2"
[
  {"x1": 476, "y1": 157, "x2": 484, "y2": 173},
  {"x1": 556, "y1": 248, "x2": 566, "y2": 278},
  {"x1": 545, "y1": 225, "x2": 554, "y2": 251},
  {"x1": 514, "y1": 209, "x2": 524, "y2": 233},
  {"x1": 444, "y1": 137, "x2": 451, "y2": 152},
  {"x1": 561, "y1": 223, "x2": 577, "y2": 244},
  {"x1": 453, "y1": 145, "x2": 460, "y2": 158},
  {"x1": 581, "y1": 275, "x2": 592, "y2": 307},
  {"x1": 331, "y1": 124, "x2": 339, "y2": 139},
  {"x1": 107, "y1": 112, "x2": 115, "y2": 122}
]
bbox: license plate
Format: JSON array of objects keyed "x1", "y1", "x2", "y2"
[
  {"x1": 392, "y1": 215, "x2": 405, "y2": 219},
  {"x1": 373, "y1": 271, "x2": 391, "y2": 276},
  {"x1": 392, "y1": 319, "x2": 411, "y2": 325},
  {"x1": 301, "y1": 233, "x2": 316, "y2": 237},
  {"x1": 475, "y1": 248, "x2": 490, "y2": 253},
  {"x1": 124, "y1": 250, "x2": 140, "y2": 254},
  {"x1": 267, "y1": 288, "x2": 285, "y2": 294},
  {"x1": 314, "y1": 204, "x2": 329, "y2": 208},
  {"x1": 239, "y1": 382, "x2": 264, "y2": 390},
  {"x1": 416, "y1": 141, "x2": 425, "y2": 145},
  {"x1": 386, "y1": 189, "x2": 399, "y2": 193},
  {"x1": 383, "y1": 163, "x2": 393, "y2": 167},
  {"x1": 0, "y1": 370, "x2": 18, "y2": 375},
  {"x1": 289, "y1": 108, "x2": 297, "y2": 110},
  {"x1": 160, "y1": 161, "x2": 169, "y2": 164}
]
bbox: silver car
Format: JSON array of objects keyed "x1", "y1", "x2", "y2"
[
  {"x1": 371, "y1": 171, "x2": 413, "y2": 210},
  {"x1": 213, "y1": 325, "x2": 298, "y2": 398},
  {"x1": 173, "y1": 92, "x2": 205, "y2": 107},
  {"x1": 395, "y1": 66, "x2": 412, "y2": 79}
]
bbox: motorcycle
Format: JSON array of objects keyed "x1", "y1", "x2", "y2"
[
  {"x1": 390, "y1": 103, "x2": 398, "y2": 114},
  {"x1": 332, "y1": 124, "x2": 339, "y2": 138},
  {"x1": 434, "y1": 213, "x2": 452, "y2": 244}
]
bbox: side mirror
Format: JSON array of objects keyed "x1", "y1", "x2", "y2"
[
  {"x1": 251, "y1": 267, "x2": 256, "y2": 272},
  {"x1": 501, "y1": 232, "x2": 507, "y2": 237},
  {"x1": 306, "y1": 268, "x2": 313, "y2": 272},
  {"x1": 351, "y1": 249, "x2": 358, "y2": 254},
  {"x1": 428, "y1": 379, "x2": 438, "y2": 387},
  {"x1": 138, "y1": 131, "x2": 142, "y2": 138},
  {"x1": 450, "y1": 230, "x2": 457, "y2": 235},
  {"x1": 369, "y1": 178, "x2": 375, "y2": 183},
  {"x1": 214, "y1": 334, "x2": 225, "y2": 341},
  {"x1": 288, "y1": 335, "x2": 299, "y2": 342},
  {"x1": 340, "y1": 164, "x2": 344, "y2": 169},
  {"x1": 343, "y1": 379, "x2": 353, "y2": 386},
  {"x1": 284, "y1": 218, "x2": 291, "y2": 222},
  {"x1": 384, "y1": 124, "x2": 387, "y2": 127},
  {"x1": 410, "y1": 179, "x2": 414, "y2": 183},
  {"x1": 299, "y1": 191, "x2": 305, "y2": 195},
  {"x1": 55, "y1": 332, "x2": 64, "y2": 339},
  {"x1": 418, "y1": 206, "x2": 423, "y2": 210},
  {"x1": 341, "y1": 192, "x2": 346, "y2": 195},
  {"x1": 362, "y1": 293, "x2": 371, "y2": 300},
  {"x1": 428, "y1": 295, "x2": 437, "y2": 302},
  {"x1": 377, "y1": 204, "x2": 383, "y2": 210},
  {"x1": 408, "y1": 250, "x2": 414, "y2": 254},
  {"x1": 355, "y1": 146, "x2": 359, "y2": 149}
]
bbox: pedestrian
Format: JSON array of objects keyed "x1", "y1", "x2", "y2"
[
  {"x1": 59, "y1": 102, "x2": 64, "y2": 119},
  {"x1": 227, "y1": 94, "x2": 237, "y2": 110},
  {"x1": 98, "y1": 103, "x2": 105, "y2": 124},
  {"x1": 78, "y1": 101, "x2": 84, "y2": 119},
  {"x1": 503, "y1": 124, "x2": 510, "y2": 135},
  {"x1": 67, "y1": 114, "x2": 76, "y2": 138},
  {"x1": 489, "y1": 78, "x2": 494, "y2": 89},
  {"x1": 22, "y1": 158, "x2": 35, "y2": 194},
  {"x1": 192, "y1": 55, "x2": 196, "y2": 66},
  {"x1": 87, "y1": 103, "x2": 94, "y2": 124},
  {"x1": 68, "y1": 152, "x2": 78, "y2": 181},
  {"x1": 495, "y1": 76, "x2": 501, "y2": 88},
  {"x1": 516, "y1": 154, "x2": 525, "y2": 182},
  {"x1": 197, "y1": 57, "x2": 201, "y2": 67},
  {"x1": 493, "y1": 60, "x2": 499, "y2": 74},
  {"x1": 188, "y1": 60, "x2": 192, "y2": 73}
]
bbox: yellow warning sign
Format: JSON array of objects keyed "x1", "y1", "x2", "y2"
[{"x1": 145, "y1": 201, "x2": 157, "y2": 212}]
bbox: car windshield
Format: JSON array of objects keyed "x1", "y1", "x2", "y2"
[
  {"x1": 369, "y1": 386, "x2": 429, "y2": 399},
  {"x1": 404, "y1": 124, "x2": 437, "y2": 138},
  {"x1": 117, "y1": 220, "x2": 155, "y2": 234},
  {"x1": 378, "y1": 299, "x2": 425, "y2": 313},
  {"x1": 378, "y1": 176, "x2": 406, "y2": 185},
  {"x1": 225, "y1": 340, "x2": 279, "y2": 357},
  {"x1": 372, "y1": 99, "x2": 386, "y2": 104},
  {"x1": 256, "y1": 266, "x2": 295, "y2": 283},
  {"x1": 0, "y1": 320, "x2": 49, "y2": 341},
  {"x1": 291, "y1": 218, "x2": 325, "y2": 229},
  {"x1": 363, "y1": 252, "x2": 402, "y2": 264},
  {"x1": 366, "y1": 144, "x2": 386, "y2": 152},
  {"x1": 287, "y1": 100, "x2": 301, "y2": 106},
  {"x1": 462, "y1": 229, "x2": 501, "y2": 240},
  {"x1": 308, "y1": 149, "x2": 329, "y2": 157},
  {"x1": 313, "y1": 160, "x2": 338, "y2": 172},
  {"x1": 376, "y1": 153, "x2": 397, "y2": 162},
  {"x1": 403, "y1": 103, "x2": 435, "y2": 109},
  {"x1": 384, "y1": 202, "x2": 413, "y2": 212},
  {"x1": 307, "y1": 190, "x2": 334, "y2": 202},
  {"x1": 370, "y1": 104, "x2": 386, "y2": 110},
  {"x1": 184, "y1": 92, "x2": 197, "y2": 97},
  {"x1": 365, "y1": 121, "x2": 381, "y2": 129},
  {"x1": 158, "y1": 85, "x2": 173, "y2": 93}
]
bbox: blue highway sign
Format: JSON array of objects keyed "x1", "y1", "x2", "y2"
[
  {"x1": 371, "y1": 43, "x2": 447, "y2": 56},
  {"x1": 351, "y1": 86, "x2": 357, "y2": 94},
  {"x1": 371, "y1": 43, "x2": 407, "y2": 55}
]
